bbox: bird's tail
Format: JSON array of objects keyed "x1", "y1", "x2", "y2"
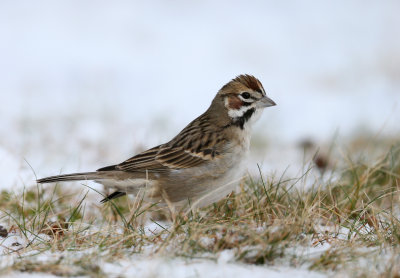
[{"x1": 37, "y1": 172, "x2": 105, "y2": 184}]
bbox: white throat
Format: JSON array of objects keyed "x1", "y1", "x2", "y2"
[{"x1": 225, "y1": 98, "x2": 263, "y2": 130}]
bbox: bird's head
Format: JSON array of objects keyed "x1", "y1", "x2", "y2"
[{"x1": 212, "y1": 74, "x2": 276, "y2": 129}]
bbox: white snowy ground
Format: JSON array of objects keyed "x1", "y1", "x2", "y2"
[
  {"x1": 3, "y1": 259, "x2": 325, "y2": 278},
  {"x1": 0, "y1": 219, "x2": 385, "y2": 277},
  {"x1": 2, "y1": 251, "x2": 326, "y2": 278},
  {"x1": 0, "y1": 1, "x2": 400, "y2": 277}
]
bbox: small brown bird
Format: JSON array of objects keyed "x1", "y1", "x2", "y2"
[{"x1": 37, "y1": 75, "x2": 276, "y2": 209}]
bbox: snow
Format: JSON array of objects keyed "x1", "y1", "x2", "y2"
[
  {"x1": 0, "y1": 219, "x2": 391, "y2": 277},
  {"x1": 1, "y1": 1, "x2": 399, "y2": 183},
  {"x1": 1, "y1": 227, "x2": 329, "y2": 277},
  {"x1": 101, "y1": 257, "x2": 326, "y2": 278},
  {"x1": 2, "y1": 251, "x2": 326, "y2": 278},
  {"x1": 0, "y1": 147, "x2": 20, "y2": 191}
]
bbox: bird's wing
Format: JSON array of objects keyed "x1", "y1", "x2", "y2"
[
  {"x1": 115, "y1": 144, "x2": 218, "y2": 172},
  {"x1": 102, "y1": 114, "x2": 226, "y2": 173},
  {"x1": 113, "y1": 145, "x2": 166, "y2": 172}
]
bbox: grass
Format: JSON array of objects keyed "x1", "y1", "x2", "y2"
[{"x1": 0, "y1": 139, "x2": 399, "y2": 277}]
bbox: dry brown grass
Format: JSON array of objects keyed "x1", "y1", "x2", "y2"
[{"x1": 0, "y1": 140, "x2": 399, "y2": 277}]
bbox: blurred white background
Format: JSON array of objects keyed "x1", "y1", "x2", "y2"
[{"x1": 0, "y1": 1, "x2": 399, "y2": 189}]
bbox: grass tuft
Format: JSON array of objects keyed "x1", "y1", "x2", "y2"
[{"x1": 0, "y1": 141, "x2": 399, "y2": 276}]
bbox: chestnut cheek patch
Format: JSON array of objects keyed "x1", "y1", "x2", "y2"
[{"x1": 228, "y1": 95, "x2": 243, "y2": 110}]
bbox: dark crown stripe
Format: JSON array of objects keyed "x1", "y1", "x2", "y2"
[{"x1": 232, "y1": 74, "x2": 264, "y2": 94}]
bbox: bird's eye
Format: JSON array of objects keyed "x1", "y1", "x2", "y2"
[{"x1": 241, "y1": 92, "x2": 251, "y2": 99}]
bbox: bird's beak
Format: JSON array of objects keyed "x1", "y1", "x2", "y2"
[{"x1": 257, "y1": 96, "x2": 276, "y2": 108}]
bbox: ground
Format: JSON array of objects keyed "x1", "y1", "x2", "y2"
[{"x1": 1, "y1": 135, "x2": 399, "y2": 277}]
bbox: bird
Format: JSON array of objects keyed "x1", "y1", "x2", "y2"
[{"x1": 37, "y1": 74, "x2": 276, "y2": 210}]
